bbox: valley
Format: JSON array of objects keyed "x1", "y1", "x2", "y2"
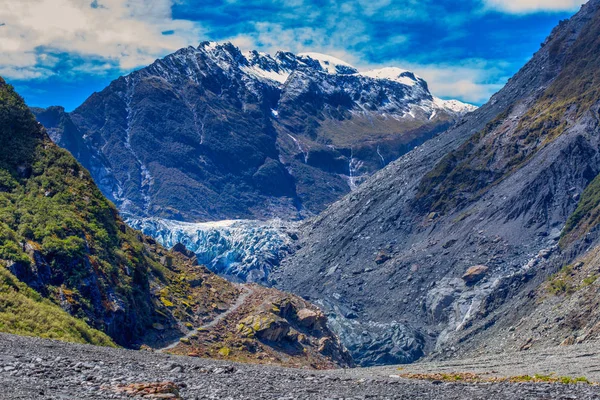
[
  {"x1": 0, "y1": 77, "x2": 353, "y2": 372},
  {"x1": 3, "y1": 0, "x2": 600, "y2": 398}
]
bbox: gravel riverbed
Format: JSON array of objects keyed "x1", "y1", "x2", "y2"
[{"x1": 1, "y1": 333, "x2": 600, "y2": 399}]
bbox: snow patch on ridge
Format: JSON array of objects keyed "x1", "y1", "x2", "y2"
[
  {"x1": 240, "y1": 64, "x2": 291, "y2": 84},
  {"x1": 360, "y1": 67, "x2": 419, "y2": 87},
  {"x1": 298, "y1": 52, "x2": 358, "y2": 74},
  {"x1": 433, "y1": 97, "x2": 478, "y2": 114},
  {"x1": 167, "y1": 42, "x2": 476, "y2": 117}
]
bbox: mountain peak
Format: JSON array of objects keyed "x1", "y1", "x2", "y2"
[
  {"x1": 56, "y1": 38, "x2": 476, "y2": 222},
  {"x1": 156, "y1": 42, "x2": 476, "y2": 119}
]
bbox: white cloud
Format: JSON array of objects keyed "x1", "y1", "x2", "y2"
[
  {"x1": 410, "y1": 62, "x2": 507, "y2": 104},
  {"x1": 0, "y1": 0, "x2": 526, "y2": 105},
  {"x1": 0, "y1": 0, "x2": 203, "y2": 80},
  {"x1": 225, "y1": 19, "x2": 381, "y2": 68},
  {"x1": 483, "y1": 0, "x2": 583, "y2": 14}
]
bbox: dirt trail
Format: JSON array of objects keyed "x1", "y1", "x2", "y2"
[{"x1": 157, "y1": 285, "x2": 254, "y2": 353}]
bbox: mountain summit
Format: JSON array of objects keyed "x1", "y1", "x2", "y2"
[{"x1": 35, "y1": 42, "x2": 474, "y2": 222}]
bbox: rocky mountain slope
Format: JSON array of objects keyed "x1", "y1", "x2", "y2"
[
  {"x1": 273, "y1": 0, "x2": 600, "y2": 366},
  {"x1": 0, "y1": 78, "x2": 350, "y2": 368},
  {"x1": 34, "y1": 44, "x2": 474, "y2": 222},
  {"x1": 165, "y1": 284, "x2": 353, "y2": 369}
]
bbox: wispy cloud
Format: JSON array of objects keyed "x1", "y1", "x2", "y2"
[
  {"x1": 482, "y1": 0, "x2": 583, "y2": 14},
  {"x1": 399, "y1": 60, "x2": 510, "y2": 103},
  {"x1": 0, "y1": 0, "x2": 203, "y2": 80},
  {"x1": 0, "y1": 0, "x2": 577, "y2": 109}
]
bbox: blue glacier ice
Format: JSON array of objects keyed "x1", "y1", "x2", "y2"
[{"x1": 128, "y1": 218, "x2": 297, "y2": 283}]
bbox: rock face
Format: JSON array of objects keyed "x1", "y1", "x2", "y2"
[
  {"x1": 31, "y1": 106, "x2": 120, "y2": 203},
  {"x1": 296, "y1": 308, "x2": 324, "y2": 328},
  {"x1": 35, "y1": 43, "x2": 474, "y2": 222},
  {"x1": 170, "y1": 284, "x2": 354, "y2": 369},
  {"x1": 273, "y1": 0, "x2": 600, "y2": 366},
  {"x1": 238, "y1": 314, "x2": 291, "y2": 342}
]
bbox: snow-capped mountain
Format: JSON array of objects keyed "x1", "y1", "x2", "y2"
[{"x1": 37, "y1": 41, "x2": 476, "y2": 222}]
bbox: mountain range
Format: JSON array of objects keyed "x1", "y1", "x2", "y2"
[
  {"x1": 5, "y1": 0, "x2": 600, "y2": 379},
  {"x1": 33, "y1": 44, "x2": 474, "y2": 222}
]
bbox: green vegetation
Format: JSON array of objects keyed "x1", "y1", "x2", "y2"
[
  {"x1": 547, "y1": 264, "x2": 575, "y2": 295},
  {"x1": 0, "y1": 264, "x2": 114, "y2": 346},
  {"x1": 539, "y1": 13, "x2": 600, "y2": 246},
  {"x1": 415, "y1": 9, "x2": 600, "y2": 217},
  {"x1": 582, "y1": 275, "x2": 598, "y2": 286},
  {"x1": 562, "y1": 173, "x2": 600, "y2": 245},
  {"x1": 400, "y1": 372, "x2": 594, "y2": 385},
  {"x1": 510, "y1": 374, "x2": 592, "y2": 385},
  {"x1": 414, "y1": 109, "x2": 510, "y2": 214},
  {"x1": 545, "y1": 262, "x2": 599, "y2": 296},
  {"x1": 218, "y1": 347, "x2": 231, "y2": 357},
  {"x1": 532, "y1": 12, "x2": 600, "y2": 122},
  {"x1": 0, "y1": 77, "x2": 199, "y2": 346},
  {"x1": 548, "y1": 278, "x2": 573, "y2": 295}
]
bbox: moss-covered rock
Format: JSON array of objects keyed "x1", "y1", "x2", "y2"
[{"x1": 237, "y1": 314, "x2": 290, "y2": 342}]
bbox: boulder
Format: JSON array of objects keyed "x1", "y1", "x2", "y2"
[
  {"x1": 296, "y1": 308, "x2": 325, "y2": 329},
  {"x1": 152, "y1": 323, "x2": 165, "y2": 331},
  {"x1": 374, "y1": 251, "x2": 392, "y2": 265},
  {"x1": 427, "y1": 289, "x2": 456, "y2": 323},
  {"x1": 275, "y1": 298, "x2": 295, "y2": 319},
  {"x1": 171, "y1": 243, "x2": 196, "y2": 260},
  {"x1": 318, "y1": 337, "x2": 333, "y2": 354},
  {"x1": 237, "y1": 314, "x2": 290, "y2": 342},
  {"x1": 160, "y1": 255, "x2": 173, "y2": 268},
  {"x1": 462, "y1": 265, "x2": 489, "y2": 285},
  {"x1": 427, "y1": 212, "x2": 439, "y2": 220},
  {"x1": 187, "y1": 276, "x2": 204, "y2": 288}
]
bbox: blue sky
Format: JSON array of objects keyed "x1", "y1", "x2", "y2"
[{"x1": 0, "y1": 0, "x2": 583, "y2": 111}]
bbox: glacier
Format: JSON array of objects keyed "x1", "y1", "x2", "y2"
[{"x1": 128, "y1": 218, "x2": 297, "y2": 284}]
